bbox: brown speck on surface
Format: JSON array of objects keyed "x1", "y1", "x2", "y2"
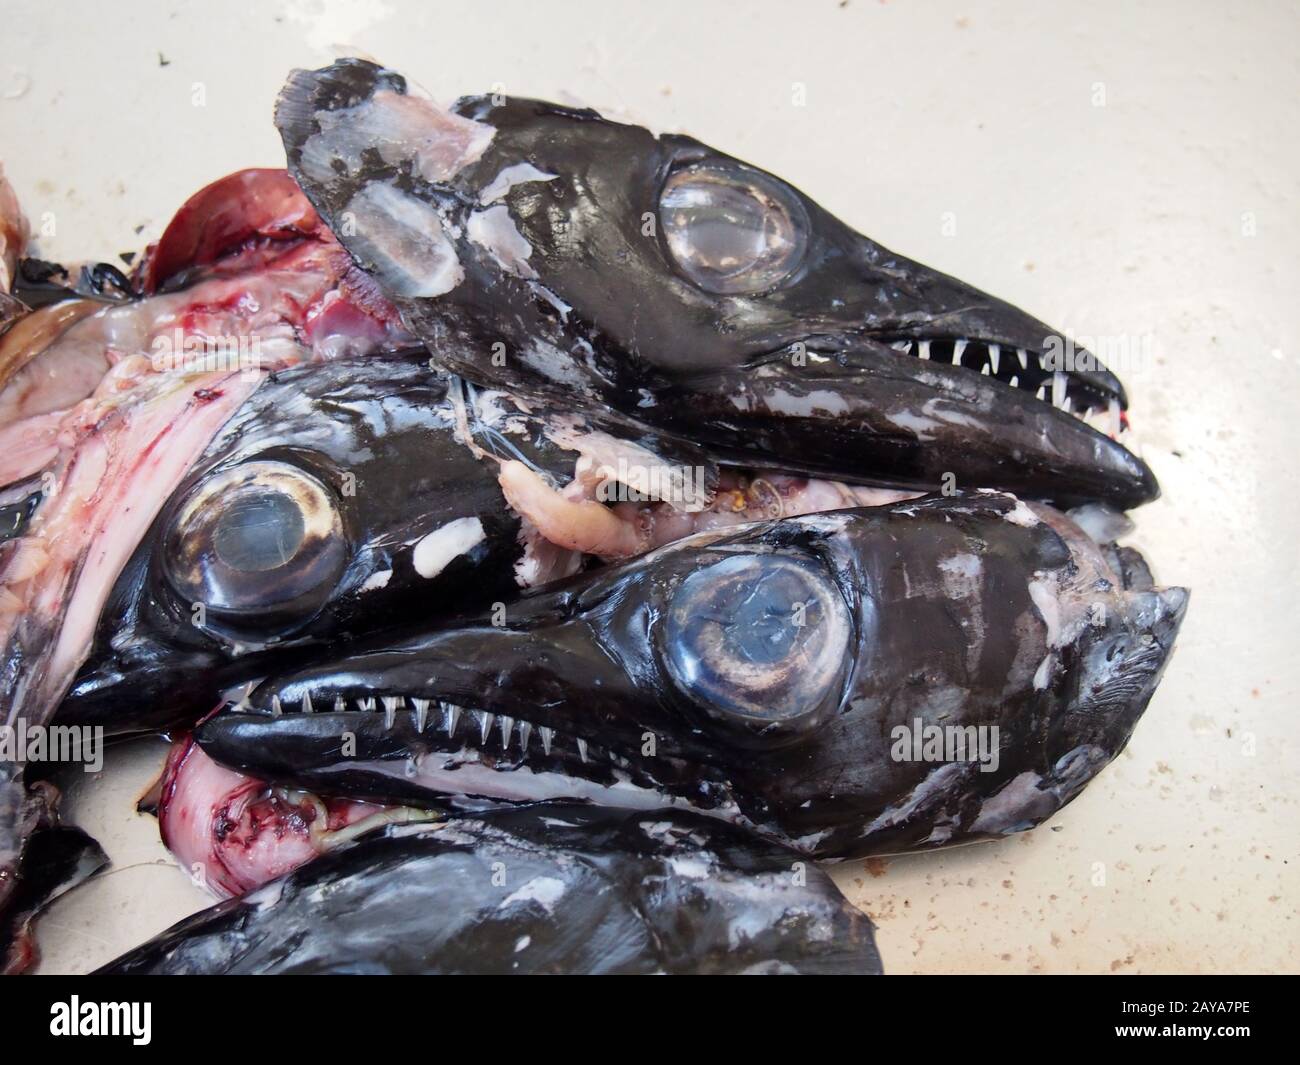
[
  {"x1": 158, "y1": 52, "x2": 170, "y2": 68},
  {"x1": 193, "y1": 388, "x2": 224, "y2": 402},
  {"x1": 864, "y1": 856, "x2": 889, "y2": 878}
]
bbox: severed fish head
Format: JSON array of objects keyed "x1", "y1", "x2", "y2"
[
  {"x1": 274, "y1": 58, "x2": 1158, "y2": 510},
  {"x1": 197, "y1": 492, "x2": 1187, "y2": 859}
]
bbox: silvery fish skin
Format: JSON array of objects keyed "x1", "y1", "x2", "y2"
[
  {"x1": 198, "y1": 492, "x2": 1187, "y2": 860},
  {"x1": 274, "y1": 58, "x2": 1156, "y2": 511},
  {"x1": 99, "y1": 806, "x2": 882, "y2": 975}
]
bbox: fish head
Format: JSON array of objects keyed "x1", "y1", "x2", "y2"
[
  {"x1": 196, "y1": 492, "x2": 1187, "y2": 857},
  {"x1": 47, "y1": 353, "x2": 542, "y2": 737},
  {"x1": 275, "y1": 58, "x2": 1157, "y2": 509}
]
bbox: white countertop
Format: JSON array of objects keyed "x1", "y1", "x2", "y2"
[{"x1": 5, "y1": 0, "x2": 1296, "y2": 974}]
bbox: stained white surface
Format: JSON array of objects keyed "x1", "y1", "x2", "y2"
[{"x1": 4, "y1": 0, "x2": 1296, "y2": 974}]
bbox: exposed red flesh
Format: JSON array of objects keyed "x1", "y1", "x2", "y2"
[
  {"x1": 157, "y1": 736, "x2": 394, "y2": 898},
  {"x1": 138, "y1": 169, "x2": 324, "y2": 294}
]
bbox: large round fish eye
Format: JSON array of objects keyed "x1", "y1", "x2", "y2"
[
  {"x1": 662, "y1": 553, "x2": 850, "y2": 734},
  {"x1": 164, "y1": 461, "x2": 347, "y2": 622},
  {"x1": 659, "y1": 162, "x2": 808, "y2": 295}
]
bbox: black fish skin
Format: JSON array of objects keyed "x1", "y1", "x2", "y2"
[
  {"x1": 98, "y1": 806, "x2": 882, "y2": 975},
  {"x1": 199, "y1": 492, "x2": 1187, "y2": 860},
  {"x1": 275, "y1": 58, "x2": 1157, "y2": 509},
  {"x1": 1, "y1": 822, "x2": 107, "y2": 973},
  {"x1": 56, "y1": 351, "x2": 715, "y2": 737}
]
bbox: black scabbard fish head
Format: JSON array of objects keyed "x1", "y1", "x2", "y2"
[
  {"x1": 55, "y1": 351, "x2": 696, "y2": 737},
  {"x1": 198, "y1": 492, "x2": 1187, "y2": 859},
  {"x1": 274, "y1": 58, "x2": 1158, "y2": 510}
]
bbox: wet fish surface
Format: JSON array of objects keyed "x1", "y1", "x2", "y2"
[{"x1": 99, "y1": 805, "x2": 881, "y2": 975}]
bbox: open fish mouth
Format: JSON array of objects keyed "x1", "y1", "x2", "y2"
[
  {"x1": 272, "y1": 58, "x2": 1156, "y2": 510},
  {"x1": 196, "y1": 492, "x2": 1187, "y2": 860}
]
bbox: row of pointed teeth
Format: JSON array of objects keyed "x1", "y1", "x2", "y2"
[
  {"x1": 266, "y1": 692, "x2": 613, "y2": 765},
  {"x1": 888, "y1": 338, "x2": 1123, "y2": 436}
]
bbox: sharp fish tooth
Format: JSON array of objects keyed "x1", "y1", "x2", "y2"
[
  {"x1": 1017, "y1": 348, "x2": 1029, "y2": 370},
  {"x1": 1036, "y1": 384, "x2": 1048, "y2": 402},
  {"x1": 382, "y1": 696, "x2": 402, "y2": 729},
  {"x1": 576, "y1": 738, "x2": 589, "y2": 763},
  {"x1": 1009, "y1": 375, "x2": 1019, "y2": 389},
  {"x1": 518, "y1": 721, "x2": 532, "y2": 751},
  {"x1": 301, "y1": 691, "x2": 314, "y2": 714},
  {"x1": 1108, "y1": 397, "x2": 1121, "y2": 437},
  {"x1": 988, "y1": 343, "x2": 1000, "y2": 374},
  {"x1": 918, "y1": 340, "x2": 931, "y2": 360},
  {"x1": 412, "y1": 697, "x2": 429, "y2": 731},
  {"x1": 952, "y1": 338, "x2": 968, "y2": 364},
  {"x1": 477, "y1": 710, "x2": 495, "y2": 744},
  {"x1": 443, "y1": 702, "x2": 461, "y2": 737},
  {"x1": 539, "y1": 726, "x2": 554, "y2": 756},
  {"x1": 1052, "y1": 371, "x2": 1067, "y2": 409},
  {"x1": 271, "y1": 695, "x2": 283, "y2": 717},
  {"x1": 499, "y1": 715, "x2": 515, "y2": 749},
  {"x1": 890, "y1": 339, "x2": 912, "y2": 353},
  {"x1": 333, "y1": 695, "x2": 345, "y2": 712},
  {"x1": 980, "y1": 362, "x2": 991, "y2": 375}
]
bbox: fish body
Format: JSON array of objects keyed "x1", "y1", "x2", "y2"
[{"x1": 99, "y1": 805, "x2": 881, "y2": 975}]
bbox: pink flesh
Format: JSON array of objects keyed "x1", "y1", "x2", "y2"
[
  {"x1": 499, "y1": 459, "x2": 646, "y2": 558},
  {"x1": 138, "y1": 168, "x2": 323, "y2": 293},
  {"x1": 0, "y1": 364, "x2": 264, "y2": 725},
  {"x1": 0, "y1": 169, "x2": 416, "y2": 732},
  {"x1": 0, "y1": 161, "x2": 28, "y2": 294},
  {"x1": 502, "y1": 461, "x2": 921, "y2": 561},
  {"x1": 158, "y1": 737, "x2": 388, "y2": 898}
]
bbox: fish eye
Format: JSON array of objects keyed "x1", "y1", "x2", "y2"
[
  {"x1": 661, "y1": 553, "x2": 850, "y2": 735},
  {"x1": 659, "y1": 162, "x2": 808, "y2": 295},
  {"x1": 164, "y1": 461, "x2": 347, "y2": 624}
]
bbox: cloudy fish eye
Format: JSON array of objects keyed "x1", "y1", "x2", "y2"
[
  {"x1": 659, "y1": 162, "x2": 808, "y2": 295},
  {"x1": 164, "y1": 460, "x2": 347, "y2": 621},
  {"x1": 662, "y1": 553, "x2": 850, "y2": 731}
]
